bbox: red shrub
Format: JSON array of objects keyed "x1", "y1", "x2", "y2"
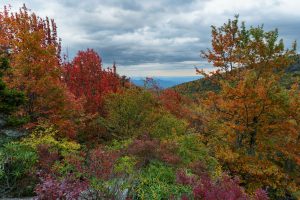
[
  {"x1": 127, "y1": 134, "x2": 160, "y2": 166},
  {"x1": 86, "y1": 147, "x2": 119, "y2": 180},
  {"x1": 176, "y1": 170, "x2": 269, "y2": 200},
  {"x1": 35, "y1": 174, "x2": 88, "y2": 200},
  {"x1": 36, "y1": 144, "x2": 60, "y2": 173},
  {"x1": 127, "y1": 133, "x2": 181, "y2": 167}
]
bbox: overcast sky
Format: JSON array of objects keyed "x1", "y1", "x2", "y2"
[{"x1": 1, "y1": 0, "x2": 300, "y2": 76}]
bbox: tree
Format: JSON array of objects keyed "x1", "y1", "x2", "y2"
[
  {"x1": 159, "y1": 89, "x2": 191, "y2": 119},
  {"x1": 198, "y1": 15, "x2": 296, "y2": 83},
  {"x1": 0, "y1": 5, "x2": 81, "y2": 137},
  {"x1": 99, "y1": 87, "x2": 189, "y2": 141},
  {"x1": 198, "y1": 16, "x2": 299, "y2": 197},
  {"x1": 0, "y1": 51, "x2": 25, "y2": 115},
  {"x1": 99, "y1": 88, "x2": 156, "y2": 140},
  {"x1": 64, "y1": 49, "x2": 121, "y2": 114}
]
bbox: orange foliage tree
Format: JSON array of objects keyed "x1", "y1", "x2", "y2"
[
  {"x1": 198, "y1": 16, "x2": 299, "y2": 197},
  {"x1": 0, "y1": 5, "x2": 81, "y2": 137}
]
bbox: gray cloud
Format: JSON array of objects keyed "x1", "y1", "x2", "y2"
[{"x1": 1, "y1": 0, "x2": 299, "y2": 76}]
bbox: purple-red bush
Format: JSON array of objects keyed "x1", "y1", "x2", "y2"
[
  {"x1": 86, "y1": 147, "x2": 119, "y2": 180},
  {"x1": 176, "y1": 170, "x2": 269, "y2": 200},
  {"x1": 253, "y1": 189, "x2": 269, "y2": 200},
  {"x1": 127, "y1": 134, "x2": 181, "y2": 167},
  {"x1": 35, "y1": 174, "x2": 88, "y2": 200},
  {"x1": 127, "y1": 134, "x2": 160, "y2": 166},
  {"x1": 36, "y1": 144, "x2": 60, "y2": 173}
]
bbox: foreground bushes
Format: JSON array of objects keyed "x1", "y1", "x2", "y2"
[
  {"x1": 0, "y1": 124, "x2": 81, "y2": 197},
  {"x1": 0, "y1": 87, "x2": 271, "y2": 199}
]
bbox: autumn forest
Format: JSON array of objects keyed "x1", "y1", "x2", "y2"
[{"x1": 0, "y1": 4, "x2": 299, "y2": 200}]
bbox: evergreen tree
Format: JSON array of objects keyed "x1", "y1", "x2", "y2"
[{"x1": 0, "y1": 52, "x2": 25, "y2": 114}]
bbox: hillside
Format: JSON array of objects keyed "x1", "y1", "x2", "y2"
[
  {"x1": 174, "y1": 56, "x2": 300, "y2": 96},
  {"x1": 173, "y1": 76, "x2": 218, "y2": 97}
]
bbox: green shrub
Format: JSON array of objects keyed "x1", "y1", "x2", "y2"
[
  {"x1": 177, "y1": 134, "x2": 219, "y2": 174},
  {"x1": 150, "y1": 113, "x2": 188, "y2": 139},
  {"x1": 133, "y1": 161, "x2": 191, "y2": 199},
  {"x1": 0, "y1": 142, "x2": 38, "y2": 197}
]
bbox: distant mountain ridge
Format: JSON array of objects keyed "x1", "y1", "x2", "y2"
[
  {"x1": 130, "y1": 76, "x2": 201, "y2": 89},
  {"x1": 130, "y1": 56, "x2": 300, "y2": 93}
]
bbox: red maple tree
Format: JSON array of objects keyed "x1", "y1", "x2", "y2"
[{"x1": 63, "y1": 49, "x2": 120, "y2": 114}]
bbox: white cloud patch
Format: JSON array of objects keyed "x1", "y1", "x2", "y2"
[{"x1": 116, "y1": 60, "x2": 213, "y2": 77}]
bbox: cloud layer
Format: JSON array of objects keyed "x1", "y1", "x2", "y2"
[{"x1": 1, "y1": 0, "x2": 300, "y2": 76}]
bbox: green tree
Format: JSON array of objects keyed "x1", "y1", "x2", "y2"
[
  {"x1": 0, "y1": 53, "x2": 25, "y2": 115},
  {"x1": 99, "y1": 88, "x2": 156, "y2": 140}
]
